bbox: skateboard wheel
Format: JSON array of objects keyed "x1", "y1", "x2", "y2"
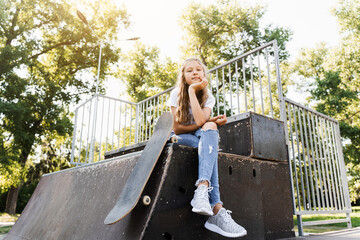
[
  {"x1": 142, "y1": 195, "x2": 151, "y2": 206},
  {"x1": 170, "y1": 136, "x2": 178, "y2": 143}
]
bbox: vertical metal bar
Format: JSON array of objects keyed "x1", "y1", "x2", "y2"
[
  {"x1": 298, "y1": 107, "x2": 311, "y2": 209},
  {"x1": 250, "y1": 57, "x2": 256, "y2": 112},
  {"x1": 105, "y1": 98, "x2": 111, "y2": 153},
  {"x1": 89, "y1": 95, "x2": 99, "y2": 164},
  {"x1": 317, "y1": 116, "x2": 329, "y2": 209},
  {"x1": 303, "y1": 109, "x2": 316, "y2": 210},
  {"x1": 313, "y1": 114, "x2": 325, "y2": 209},
  {"x1": 157, "y1": 96, "x2": 160, "y2": 120},
  {"x1": 293, "y1": 105, "x2": 306, "y2": 209},
  {"x1": 235, "y1": 61, "x2": 240, "y2": 114},
  {"x1": 274, "y1": 41, "x2": 288, "y2": 141},
  {"x1": 71, "y1": 108, "x2": 79, "y2": 164},
  {"x1": 118, "y1": 102, "x2": 122, "y2": 148},
  {"x1": 142, "y1": 103, "x2": 145, "y2": 142},
  {"x1": 77, "y1": 105, "x2": 86, "y2": 163},
  {"x1": 297, "y1": 215, "x2": 304, "y2": 236},
  {"x1": 216, "y1": 70, "x2": 220, "y2": 116},
  {"x1": 229, "y1": 64, "x2": 233, "y2": 114},
  {"x1": 334, "y1": 123, "x2": 352, "y2": 227},
  {"x1": 287, "y1": 103, "x2": 299, "y2": 212},
  {"x1": 327, "y1": 121, "x2": 340, "y2": 210},
  {"x1": 321, "y1": 118, "x2": 333, "y2": 209},
  {"x1": 324, "y1": 120, "x2": 335, "y2": 209},
  {"x1": 111, "y1": 100, "x2": 116, "y2": 150},
  {"x1": 161, "y1": 94, "x2": 164, "y2": 115},
  {"x1": 153, "y1": 98, "x2": 156, "y2": 134},
  {"x1": 242, "y1": 58, "x2": 247, "y2": 112},
  {"x1": 98, "y1": 98, "x2": 105, "y2": 162},
  {"x1": 129, "y1": 104, "x2": 133, "y2": 144},
  {"x1": 135, "y1": 103, "x2": 139, "y2": 144},
  {"x1": 222, "y1": 67, "x2": 226, "y2": 115},
  {"x1": 123, "y1": 104, "x2": 128, "y2": 147},
  {"x1": 258, "y1": 52, "x2": 265, "y2": 115},
  {"x1": 331, "y1": 122, "x2": 345, "y2": 209},
  {"x1": 85, "y1": 98, "x2": 93, "y2": 163},
  {"x1": 145, "y1": 101, "x2": 148, "y2": 141},
  {"x1": 265, "y1": 48, "x2": 274, "y2": 118},
  {"x1": 308, "y1": 111, "x2": 321, "y2": 210}
]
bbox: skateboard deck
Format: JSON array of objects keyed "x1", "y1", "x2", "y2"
[{"x1": 104, "y1": 112, "x2": 173, "y2": 225}]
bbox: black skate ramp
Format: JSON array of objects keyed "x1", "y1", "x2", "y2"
[{"x1": 7, "y1": 112, "x2": 296, "y2": 239}]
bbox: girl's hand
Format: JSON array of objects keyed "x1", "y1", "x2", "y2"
[
  {"x1": 189, "y1": 77, "x2": 208, "y2": 92},
  {"x1": 209, "y1": 115, "x2": 227, "y2": 126}
]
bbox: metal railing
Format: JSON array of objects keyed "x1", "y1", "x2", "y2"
[
  {"x1": 71, "y1": 40, "x2": 282, "y2": 164},
  {"x1": 70, "y1": 40, "x2": 352, "y2": 235},
  {"x1": 70, "y1": 95, "x2": 138, "y2": 164},
  {"x1": 208, "y1": 40, "x2": 284, "y2": 119},
  {"x1": 285, "y1": 98, "x2": 352, "y2": 234}
]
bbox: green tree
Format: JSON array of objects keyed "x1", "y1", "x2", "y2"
[
  {"x1": 179, "y1": 0, "x2": 292, "y2": 68},
  {"x1": 120, "y1": 42, "x2": 179, "y2": 102},
  {"x1": 0, "y1": 0, "x2": 129, "y2": 213}
]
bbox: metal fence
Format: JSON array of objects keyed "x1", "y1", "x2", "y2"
[
  {"x1": 71, "y1": 40, "x2": 282, "y2": 164},
  {"x1": 285, "y1": 97, "x2": 352, "y2": 234},
  {"x1": 208, "y1": 40, "x2": 283, "y2": 119},
  {"x1": 70, "y1": 40, "x2": 352, "y2": 235}
]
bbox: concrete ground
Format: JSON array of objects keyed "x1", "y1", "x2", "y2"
[{"x1": 281, "y1": 227, "x2": 360, "y2": 240}]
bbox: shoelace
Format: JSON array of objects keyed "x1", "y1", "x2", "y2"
[
  {"x1": 222, "y1": 209, "x2": 234, "y2": 223},
  {"x1": 196, "y1": 186, "x2": 213, "y2": 200}
]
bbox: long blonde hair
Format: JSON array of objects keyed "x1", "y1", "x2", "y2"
[{"x1": 176, "y1": 57, "x2": 209, "y2": 124}]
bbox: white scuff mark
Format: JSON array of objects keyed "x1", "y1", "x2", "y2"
[{"x1": 209, "y1": 145, "x2": 213, "y2": 154}]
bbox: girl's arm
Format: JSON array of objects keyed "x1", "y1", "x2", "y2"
[
  {"x1": 171, "y1": 107, "x2": 199, "y2": 135},
  {"x1": 188, "y1": 79, "x2": 211, "y2": 127}
]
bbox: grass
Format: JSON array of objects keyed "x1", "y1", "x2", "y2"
[
  {"x1": 0, "y1": 213, "x2": 19, "y2": 222},
  {"x1": 293, "y1": 206, "x2": 360, "y2": 234},
  {"x1": 0, "y1": 226, "x2": 12, "y2": 235},
  {"x1": 0, "y1": 208, "x2": 359, "y2": 236},
  {"x1": 0, "y1": 213, "x2": 20, "y2": 236}
]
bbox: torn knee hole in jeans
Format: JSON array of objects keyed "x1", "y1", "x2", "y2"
[{"x1": 195, "y1": 178, "x2": 211, "y2": 187}]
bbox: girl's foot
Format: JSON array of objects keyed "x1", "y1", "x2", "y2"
[
  {"x1": 205, "y1": 208, "x2": 247, "y2": 238},
  {"x1": 190, "y1": 185, "x2": 213, "y2": 216}
]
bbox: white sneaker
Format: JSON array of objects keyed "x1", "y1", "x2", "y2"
[
  {"x1": 190, "y1": 185, "x2": 214, "y2": 216},
  {"x1": 205, "y1": 208, "x2": 247, "y2": 238}
]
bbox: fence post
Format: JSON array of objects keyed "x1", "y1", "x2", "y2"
[
  {"x1": 334, "y1": 122, "x2": 352, "y2": 228},
  {"x1": 273, "y1": 41, "x2": 289, "y2": 146}
]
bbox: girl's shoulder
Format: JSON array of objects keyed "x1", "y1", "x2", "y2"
[{"x1": 170, "y1": 87, "x2": 180, "y2": 95}]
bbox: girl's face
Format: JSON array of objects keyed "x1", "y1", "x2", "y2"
[{"x1": 183, "y1": 60, "x2": 205, "y2": 86}]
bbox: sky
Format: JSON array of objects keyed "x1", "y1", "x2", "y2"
[
  {"x1": 104, "y1": 0, "x2": 340, "y2": 99},
  {"x1": 119, "y1": 0, "x2": 340, "y2": 61}
]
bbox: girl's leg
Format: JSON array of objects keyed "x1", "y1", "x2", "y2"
[
  {"x1": 168, "y1": 131, "x2": 199, "y2": 148},
  {"x1": 195, "y1": 122, "x2": 223, "y2": 208}
]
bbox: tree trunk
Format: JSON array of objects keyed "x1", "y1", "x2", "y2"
[{"x1": 5, "y1": 185, "x2": 22, "y2": 214}]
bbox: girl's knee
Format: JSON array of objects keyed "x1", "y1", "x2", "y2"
[{"x1": 202, "y1": 122, "x2": 217, "y2": 130}]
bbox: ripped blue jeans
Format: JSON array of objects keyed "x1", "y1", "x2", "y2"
[{"x1": 170, "y1": 128, "x2": 223, "y2": 206}]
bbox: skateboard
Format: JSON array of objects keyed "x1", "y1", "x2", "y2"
[{"x1": 104, "y1": 112, "x2": 175, "y2": 225}]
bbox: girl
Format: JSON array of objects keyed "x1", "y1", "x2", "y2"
[{"x1": 167, "y1": 57, "x2": 247, "y2": 238}]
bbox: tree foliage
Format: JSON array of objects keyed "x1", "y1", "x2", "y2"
[
  {"x1": 179, "y1": 0, "x2": 292, "y2": 68},
  {"x1": 0, "y1": 0, "x2": 130, "y2": 213},
  {"x1": 120, "y1": 42, "x2": 178, "y2": 102}
]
